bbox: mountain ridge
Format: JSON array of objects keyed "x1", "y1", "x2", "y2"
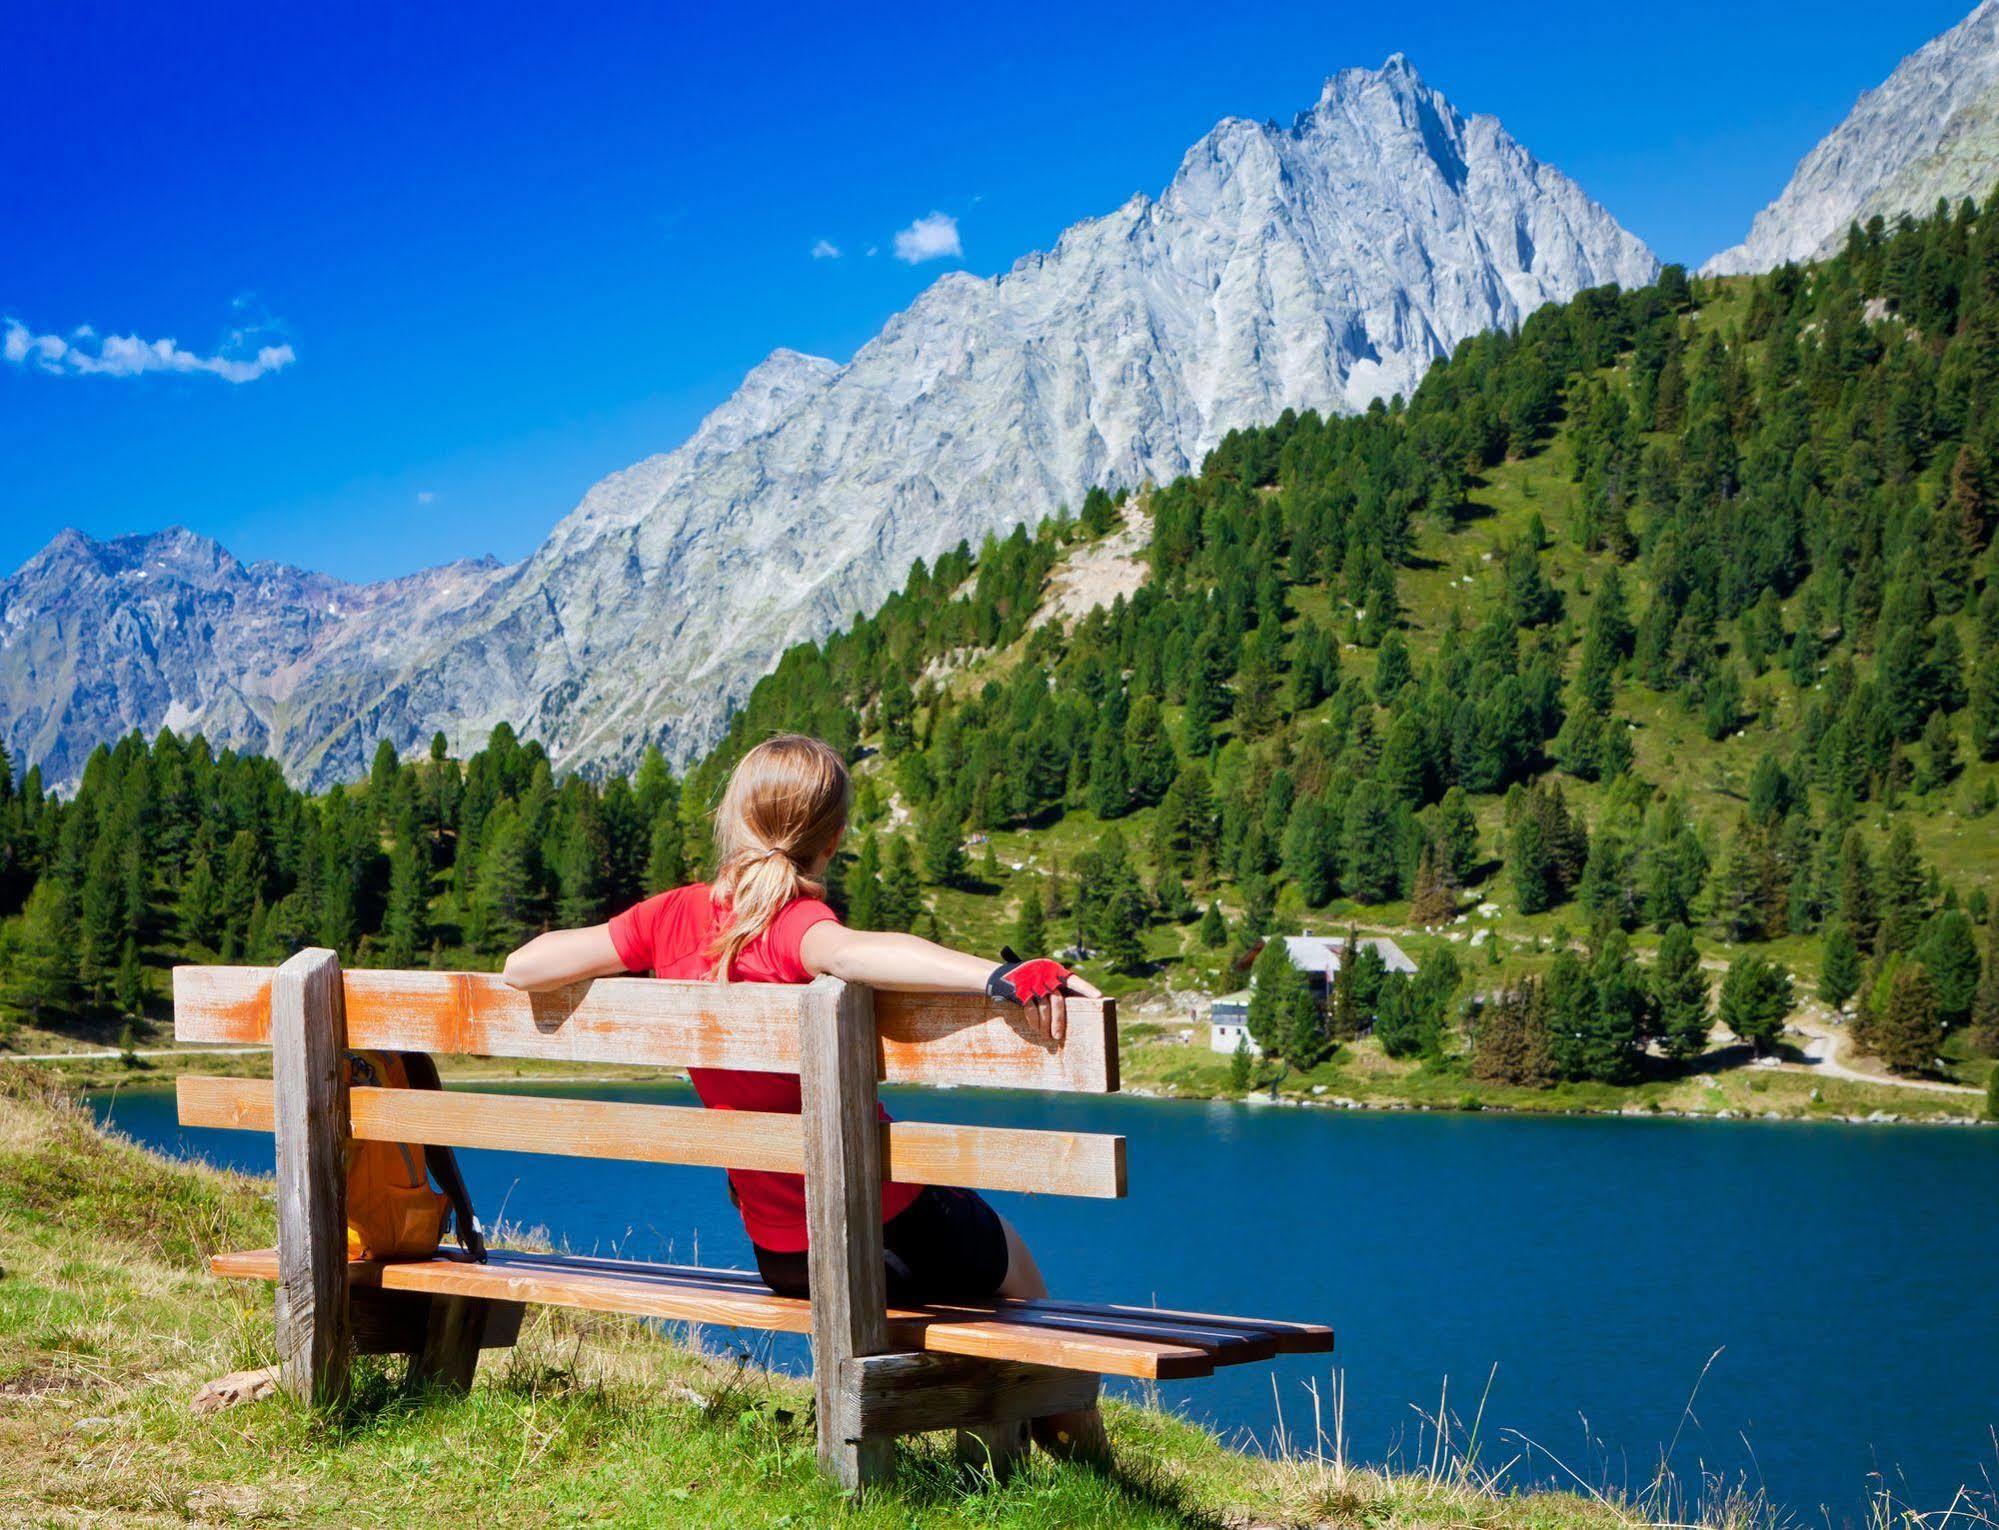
[
  {"x1": 1705, "y1": 0, "x2": 1999, "y2": 274},
  {"x1": 0, "y1": 56, "x2": 1656, "y2": 790}
]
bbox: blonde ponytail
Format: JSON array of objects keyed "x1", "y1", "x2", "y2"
[{"x1": 708, "y1": 734, "x2": 850, "y2": 980}]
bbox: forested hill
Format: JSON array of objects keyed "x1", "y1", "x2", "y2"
[{"x1": 3, "y1": 197, "x2": 1997, "y2": 1095}]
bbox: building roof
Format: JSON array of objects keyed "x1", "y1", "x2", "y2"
[{"x1": 1280, "y1": 934, "x2": 1417, "y2": 977}]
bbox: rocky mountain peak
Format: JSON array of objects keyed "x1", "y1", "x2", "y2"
[
  {"x1": 1705, "y1": 1, "x2": 1999, "y2": 274},
  {"x1": 2, "y1": 60, "x2": 1656, "y2": 790}
]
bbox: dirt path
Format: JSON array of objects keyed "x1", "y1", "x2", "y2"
[{"x1": 1779, "y1": 1011, "x2": 1981, "y2": 1096}]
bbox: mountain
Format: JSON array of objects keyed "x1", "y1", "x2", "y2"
[
  {"x1": 0, "y1": 528, "x2": 504, "y2": 789},
  {"x1": 1705, "y1": 1, "x2": 1999, "y2": 275},
  {"x1": 0, "y1": 56, "x2": 1657, "y2": 790}
]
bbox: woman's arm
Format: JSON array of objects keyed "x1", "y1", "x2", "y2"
[
  {"x1": 798, "y1": 923, "x2": 1099, "y2": 1045},
  {"x1": 502, "y1": 925, "x2": 628, "y2": 991}
]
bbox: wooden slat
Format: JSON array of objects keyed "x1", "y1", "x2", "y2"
[
  {"x1": 208, "y1": 1248, "x2": 1215, "y2": 1380},
  {"x1": 842, "y1": 1353, "x2": 1100, "y2": 1439},
  {"x1": 270, "y1": 949, "x2": 350, "y2": 1408},
  {"x1": 173, "y1": 966, "x2": 1118, "y2": 1093},
  {"x1": 801, "y1": 976, "x2": 893, "y2": 1488},
  {"x1": 175, "y1": 1076, "x2": 1126, "y2": 1200}
]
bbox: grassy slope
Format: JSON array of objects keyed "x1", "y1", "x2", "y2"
[
  {"x1": 833, "y1": 276, "x2": 1999, "y2": 1115},
  {"x1": 0, "y1": 1068, "x2": 1639, "y2": 1529}
]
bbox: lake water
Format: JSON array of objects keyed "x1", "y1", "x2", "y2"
[{"x1": 95, "y1": 1082, "x2": 1999, "y2": 1519}]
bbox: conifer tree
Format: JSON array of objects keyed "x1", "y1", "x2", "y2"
[
  {"x1": 1409, "y1": 844, "x2": 1456, "y2": 926},
  {"x1": 380, "y1": 839, "x2": 431, "y2": 968},
  {"x1": 920, "y1": 810, "x2": 967, "y2": 887},
  {"x1": 1875, "y1": 823, "x2": 1927, "y2": 955},
  {"x1": 1472, "y1": 978, "x2": 1554, "y2": 1086},
  {"x1": 1819, "y1": 919, "x2": 1863, "y2": 1008},
  {"x1": 1654, "y1": 922, "x2": 1711, "y2": 1061},
  {"x1": 846, "y1": 837, "x2": 882, "y2": 931},
  {"x1": 1198, "y1": 901, "x2": 1227, "y2": 949},
  {"x1": 1919, "y1": 909, "x2": 1981, "y2": 1027},
  {"x1": 1970, "y1": 922, "x2": 1999, "y2": 1056},
  {"x1": 1717, "y1": 953, "x2": 1793, "y2": 1056},
  {"x1": 1875, "y1": 962, "x2": 1944, "y2": 1076},
  {"x1": 1011, "y1": 878, "x2": 1046, "y2": 954},
  {"x1": 1435, "y1": 787, "x2": 1480, "y2": 886},
  {"x1": 1341, "y1": 782, "x2": 1402, "y2": 904},
  {"x1": 114, "y1": 937, "x2": 145, "y2": 1019},
  {"x1": 1247, "y1": 938, "x2": 1302, "y2": 1059},
  {"x1": 879, "y1": 838, "x2": 923, "y2": 932}
]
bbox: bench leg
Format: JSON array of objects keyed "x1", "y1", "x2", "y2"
[
  {"x1": 956, "y1": 1417, "x2": 1031, "y2": 1481},
  {"x1": 409, "y1": 1295, "x2": 523, "y2": 1394}
]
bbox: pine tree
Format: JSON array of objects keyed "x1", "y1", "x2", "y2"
[
  {"x1": 1472, "y1": 978, "x2": 1554, "y2": 1086},
  {"x1": 1341, "y1": 782, "x2": 1402, "y2": 904},
  {"x1": 1654, "y1": 923, "x2": 1710, "y2": 1061},
  {"x1": 1198, "y1": 901, "x2": 1227, "y2": 949},
  {"x1": 114, "y1": 936, "x2": 145, "y2": 1019},
  {"x1": 1228, "y1": 1034, "x2": 1252, "y2": 1092},
  {"x1": 1327, "y1": 933, "x2": 1372, "y2": 1042},
  {"x1": 1875, "y1": 962, "x2": 1944, "y2": 1076},
  {"x1": 4, "y1": 880, "x2": 76, "y2": 1020},
  {"x1": 1918, "y1": 909, "x2": 1982, "y2": 1027},
  {"x1": 1875, "y1": 823, "x2": 1927, "y2": 955},
  {"x1": 1012, "y1": 879, "x2": 1047, "y2": 954},
  {"x1": 1717, "y1": 953, "x2": 1793, "y2": 1056},
  {"x1": 469, "y1": 806, "x2": 534, "y2": 955},
  {"x1": 1819, "y1": 920, "x2": 1863, "y2": 1008},
  {"x1": 920, "y1": 811, "x2": 967, "y2": 887},
  {"x1": 1247, "y1": 938, "x2": 1302, "y2": 1059},
  {"x1": 380, "y1": 839, "x2": 431, "y2": 968},
  {"x1": 879, "y1": 839, "x2": 923, "y2": 932},
  {"x1": 847, "y1": 837, "x2": 882, "y2": 930},
  {"x1": 1409, "y1": 844, "x2": 1456, "y2": 926},
  {"x1": 1085, "y1": 718, "x2": 1131, "y2": 818},
  {"x1": 1836, "y1": 831, "x2": 1878, "y2": 952},
  {"x1": 1436, "y1": 787, "x2": 1480, "y2": 885},
  {"x1": 646, "y1": 809, "x2": 687, "y2": 892},
  {"x1": 1970, "y1": 922, "x2": 1999, "y2": 1056}
]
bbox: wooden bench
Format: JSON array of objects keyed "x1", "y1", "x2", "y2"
[{"x1": 173, "y1": 948, "x2": 1332, "y2": 1488}]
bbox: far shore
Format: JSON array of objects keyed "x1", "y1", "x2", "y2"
[{"x1": 22, "y1": 1027, "x2": 1992, "y2": 1128}]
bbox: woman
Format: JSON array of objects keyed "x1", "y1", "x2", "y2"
[{"x1": 502, "y1": 731, "x2": 1106, "y2": 1457}]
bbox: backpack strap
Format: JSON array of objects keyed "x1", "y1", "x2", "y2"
[{"x1": 399, "y1": 1051, "x2": 488, "y2": 1263}]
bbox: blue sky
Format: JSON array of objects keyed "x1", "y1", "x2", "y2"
[{"x1": 0, "y1": 0, "x2": 1978, "y2": 583}]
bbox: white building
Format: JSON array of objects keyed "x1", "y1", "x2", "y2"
[
  {"x1": 1207, "y1": 993, "x2": 1260, "y2": 1056},
  {"x1": 1280, "y1": 933, "x2": 1416, "y2": 994},
  {"x1": 1208, "y1": 935, "x2": 1417, "y2": 1054}
]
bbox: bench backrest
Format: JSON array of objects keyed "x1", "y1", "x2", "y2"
[{"x1": 172, "y1": 957, "x2": 1126, "y2": 1203}]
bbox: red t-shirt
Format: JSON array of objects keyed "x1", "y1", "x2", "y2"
[{"x1": 606, "y1": 884, "x2": 921, "y2": 1252}]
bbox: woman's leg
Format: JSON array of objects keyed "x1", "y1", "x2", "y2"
[{"x1": 996, "y1": 1216, "x2": 1108, "y2": 1462}]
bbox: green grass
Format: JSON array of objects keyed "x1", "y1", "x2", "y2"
[{"x1": 0, "y1": 1066, "x2": 1690, "y2": 1529}]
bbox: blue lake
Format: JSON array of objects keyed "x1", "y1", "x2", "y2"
[{"x1": 95, "y1": 1082, "x2": 1999, "y2": 1519}]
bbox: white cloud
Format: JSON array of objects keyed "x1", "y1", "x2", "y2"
[
  {"x1": 416, "y1": 490, "x2": 436, "y2": 505},
  {"x1": 810, "y1": 238, "x2": 841, "y2": 260},
  {"x1": 2, "y1": 315, "x2": 295, "y2": 383},
  {"x1": 892, "y1": 211, "x2": 961, "y2": 264}
]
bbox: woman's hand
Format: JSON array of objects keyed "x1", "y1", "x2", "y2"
[
  {"x1": 987, "y1": 957, "x2": 1101, "y2": 1046},
  {"x1": 797, "y1": 924, "x2": 1099, "y2": 1045},
  {"x1": 501, "y1": 925, "x2": 627, "y2": 991}
]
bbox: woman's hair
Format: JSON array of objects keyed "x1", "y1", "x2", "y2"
[{"x1": 708, "y1": 733, "x2": 850, "y2": 980}]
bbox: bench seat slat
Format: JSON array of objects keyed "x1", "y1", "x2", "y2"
[
  {"x1": 176, "y1": 1077, "x2": 1126, "y2": 1200},
  {"x1": 205, "y1": 1248, "x2": 1330, "y2": 1381},
  {"x1": 172, "y1": 967, "x2": 1118, "y2": 1093}
]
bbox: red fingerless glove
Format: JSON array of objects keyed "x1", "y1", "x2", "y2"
[{"x1": 987, "y1": 956, "x2": 1071, "y2": 1004}]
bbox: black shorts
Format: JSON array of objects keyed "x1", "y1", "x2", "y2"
[{"x1": 753, "y1": 1186, "x2": 1011, "y2": 1306}]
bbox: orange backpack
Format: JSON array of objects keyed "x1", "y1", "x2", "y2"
[{"x1": 344, "y1": 1051, "x2": 484, "y2": 1263}]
